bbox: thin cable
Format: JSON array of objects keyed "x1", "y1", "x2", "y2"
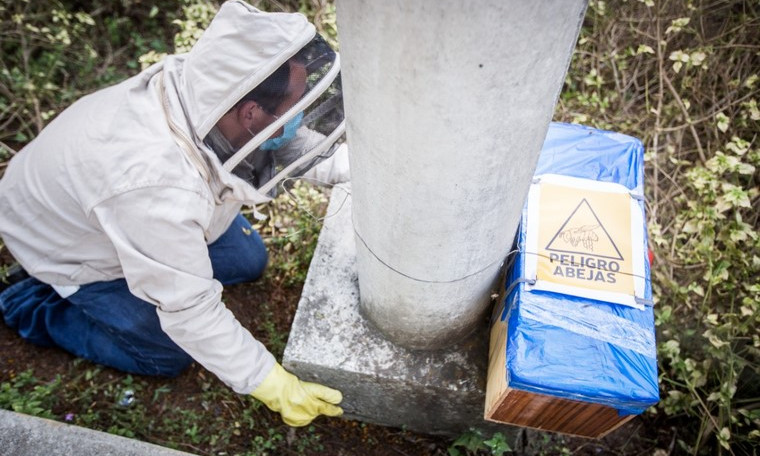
[
  {"x1": 352, "y1": 227, "x2": 508, "y2": 285},
  {"x1": 520, "y1": 250, "x2": 651, "y2": 282},
  {"x1": 278, "y1": 176, "x2": 351, "y2": 222}
]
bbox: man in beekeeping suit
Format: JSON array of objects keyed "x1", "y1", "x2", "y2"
[{"x1": 0, "y1": 1, "x2": 349, "y2": 427}]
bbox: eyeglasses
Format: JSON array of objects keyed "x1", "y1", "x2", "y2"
[{"x1": 258, "y1": 105, "x2": 280, "y2": 120}]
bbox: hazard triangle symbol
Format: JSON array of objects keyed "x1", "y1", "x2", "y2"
[{"x1": 545, "y1": 198, "x2": 624, "y2": 260}]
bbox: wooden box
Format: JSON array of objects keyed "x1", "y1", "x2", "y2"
[{"x1": 484, "y1": 306, "x2": 634, "y2": 439}]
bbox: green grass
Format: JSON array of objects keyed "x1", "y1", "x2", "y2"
[{"x1": 0, "y1": 363, "x2": 328, "y2": 454}]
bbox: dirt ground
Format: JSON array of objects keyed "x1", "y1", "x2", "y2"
[
  {"x1": 0, "y1": 248, "x2": 673, "y2": 455},
  {"x1": 0, "y1": 266, "x2": 454, "y2": 455}
]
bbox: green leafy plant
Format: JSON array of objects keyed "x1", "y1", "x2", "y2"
[
  {"x1": 0, "y1": 0, "x2": 177, "y2": 146},
  {"x1": 448, "y1": 429, "x2": 513, "y2": 456},
  {"x1": 0, "y1": 370, "x2": 60, "y2": 419},
  {"x1": 255, "y1": 181, "x2": 329, "y2": 287},
  {"x1": 138, "y1": 0, "x2": 217, "y2": 69},
  {"x1": 558, "y1": 1, "x2": 759, "y2": 454}
]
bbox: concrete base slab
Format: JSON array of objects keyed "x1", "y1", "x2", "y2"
[{"x1": 283, "y1": 185, "x2": 514, "y2": 436}]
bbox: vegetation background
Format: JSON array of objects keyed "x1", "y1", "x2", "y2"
[{"x1": 0, "y1": 0, "x2": 758, "y2": 455}]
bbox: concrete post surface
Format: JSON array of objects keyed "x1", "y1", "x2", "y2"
[
  {"x1": 0, "y1": 409, "x2": 196, "y2": 456},
  {"x1": 338, "y1": 0, "x2": 587, "y2": 349}
]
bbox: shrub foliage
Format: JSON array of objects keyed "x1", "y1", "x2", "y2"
[{"x1": 556, "y1": 1, "x2": 759, "y2": 453}]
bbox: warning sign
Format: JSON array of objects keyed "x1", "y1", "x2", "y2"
[
  {"x1": 545, "y1": 198, "x2": 624, "y2": 260},
  {"x1": 524, "y1": 174, "x2": 646, "y2": 308}
]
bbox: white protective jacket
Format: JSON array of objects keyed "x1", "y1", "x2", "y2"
[{"x1": 0, "y1": 1, "x2": 345, "y2": 394}]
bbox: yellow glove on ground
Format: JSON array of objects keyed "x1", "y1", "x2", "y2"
[{"x1": 251, "y1": 362, "x2": 343, "y2": 427}]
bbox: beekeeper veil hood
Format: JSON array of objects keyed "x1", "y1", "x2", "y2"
[{"x1": 159, "y1": 0, "x2": 344, "y2": 201}]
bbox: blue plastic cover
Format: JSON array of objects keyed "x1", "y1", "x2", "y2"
[{"x1": 503, "y1": 122, "x2": 659, "y2": 415}]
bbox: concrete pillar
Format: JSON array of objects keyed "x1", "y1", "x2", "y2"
[{"x1": 339, "y1": 0, "x2": 588, "y2": 349}]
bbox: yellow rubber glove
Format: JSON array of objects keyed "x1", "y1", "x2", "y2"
[{"x1": 251, "y1": 363, "x2": 343, "y2": 427}]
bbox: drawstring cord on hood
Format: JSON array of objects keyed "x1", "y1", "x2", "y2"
[{"x1": 156, "y1": 70, "x2": 233, "y2": 206}]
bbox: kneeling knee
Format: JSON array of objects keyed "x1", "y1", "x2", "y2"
[
  {"x1": 232, "y1": 242, "x2": 268, "y2": 283},
  {"x1": 246, "y1": 249, "x2": 268, "y2": 281}
]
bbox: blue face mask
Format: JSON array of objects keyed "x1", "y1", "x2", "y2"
[{"x1": 259, "y1": 111, "x2": 304, "y2": 151}]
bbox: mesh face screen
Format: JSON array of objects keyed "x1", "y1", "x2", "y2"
[{"x1": 205, "y1": 34, "x2": 344, "y2": 196}]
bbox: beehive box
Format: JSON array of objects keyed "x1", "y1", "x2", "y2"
[{"x1": 484, "y1": 122, "x2": 659, "y2": 438}]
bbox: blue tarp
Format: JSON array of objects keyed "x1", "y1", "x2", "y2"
[{"x1": 502, "y1": 122, "x2": 659, "y2": 415}]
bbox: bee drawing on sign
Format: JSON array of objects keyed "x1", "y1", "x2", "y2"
[{"x1": 559, "y1": 225, "x2": 600, "y2": 251}]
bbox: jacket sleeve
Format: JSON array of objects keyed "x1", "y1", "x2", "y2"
[
  {"x1": 303, "y1": 142, "x2": 350, "y2": 184},
  {"x1": 277, "y1": 127, "x2": 350, "y2": 185},
  {"x1": 90, "y1": 186, "x2": 275, "y2": 394}
]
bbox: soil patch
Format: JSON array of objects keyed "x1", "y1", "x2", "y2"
[
  {"x1": 0, "y1": 251, "x2": 671, "y2": 455},
  {"x1": 0, "y1": 269, "x2": 452, "y2": 455}
]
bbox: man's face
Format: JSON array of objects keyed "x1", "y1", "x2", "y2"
[{"x1": 251, "y1": 61, "x2": 308, "y2": 140}]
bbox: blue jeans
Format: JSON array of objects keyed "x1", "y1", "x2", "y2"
[{"x1": 0, "y1": 214, "x2": 267, "y2": 377}]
